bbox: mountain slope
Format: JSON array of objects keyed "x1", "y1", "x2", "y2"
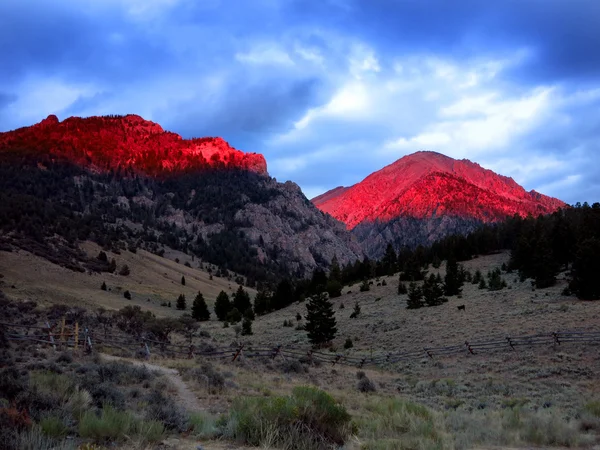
[
  {"x1": 0, "y1": 115, "x2": 362, "y2": 282},
  {"x1": 314, "y1": 151, "x2": 565, "y2": 229},
  {"x1": 313, "y1": 151, "x2": 566, "y2": 257}
]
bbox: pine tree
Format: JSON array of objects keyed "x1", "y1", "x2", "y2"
[
  {"x1": 191, "y1": 291, "x2": 210, "y2": 321},
  {"x1": 570, "y1": 238, "x2": 600, "y2": 300},
  {"x1": 382, "y1": 243, "x2": 397, "y2": 275},
  {"x1": 532, "y1": 238, "x2": 559, "y2": 288},
  {"x1": 349, "y1": 302, "x2": 361, "y2": 319},
  {"x1": 214, "y1": 291, "x2": 231, "y2": 321},
  {"x1": 253, "y1": 290, "x2": 271, "y2": 316},
  {"x1": 181, "y1": 276, "x2": 186, "y2": 286},
  {"x1": 406, "y1": 282, "x2": 424, "y2": 309},
  {"x1": 305, "y1": 292, "x2": 337, "y2": 347},
  {"x1": 176, "y1": 294, "x2": 186, "y2": 310},
  {"x1": 423, "y1": 274, "x2": 447, "y2": 307},
  {"x1": 397, "y1": 278, "x2": 408, "y2": 295},
  {"x1": 330, "y1": 255, "x2": 342, "y2": 282},
  {"x1": 444, "y1": 258, "x2": 463, "y2": 296},
  {"x1": 241, "y1": 315, "x2": 253, "y2": 336},
  {"x1": 101, "y1": 281, "x2": 107, "y2": 291},
  {"x1": 233, "y1": 286, "x2": 252, "y2": 315}
]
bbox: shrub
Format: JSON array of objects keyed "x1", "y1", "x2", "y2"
[
  {"x1": 123, "y1": 290, "x2": 131, "y2": 300},
  {"x1": 357, "y1": 376, "x2": 377, "y2": 393},
  {"x1": 55, "y1": 352, "x2": 73, "y2": 365},
  {"x1": 189, "y1": 411, "x2": 219, "y2": 439},
  {"x1": 344, "y1": 338, "x2": 353, "y2": 349},
  {"x1": 100, "y1": 282, "x2": 107, "y2": 291},
  {"x1": 359, "y1": 280, "x2": 370, "y2": 292},
  {"x1": 146, "y1": 390, "x2": 189, "y2": 432},
  {"x1": 39, "y1": 415, "x2": 68, "y2": 438},
  {"x1": 79, "y1": 404, "x2": 163, "y2": 443},
  {"x1": 118, "y1": 265, "x2": 130, "y2": 276},
  {"x1": 222, "y1": 386, "x2": 352, "y2": 449}
]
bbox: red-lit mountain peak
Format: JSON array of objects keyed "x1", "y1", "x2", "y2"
[
  {"x1": 312, "y1": 151, "x2": 566, "y2": 229},
  {"x1": 0, "y1": 114, "x2": 267, "y2": 176}
]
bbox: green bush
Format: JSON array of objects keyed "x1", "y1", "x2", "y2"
[
  {"x1": 39, "y1": 415, "x2": 68, "y2": 438},
  {"x1": 79, "y1": 404, "x2": 164, "y2": 443},
  {"x1": 222, "y1": 386, "x2": 352, "y2": 449}
]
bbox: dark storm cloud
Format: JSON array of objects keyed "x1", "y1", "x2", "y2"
[
  {"x1": 159, "y1": 77, "x2": 327, "y2": 148},
  {"x1": 0, "y1": 1, "x2": 175, "y2": 85},
  {"x1": 284, "y1": 0, "x2": 600, "y2": 83}
]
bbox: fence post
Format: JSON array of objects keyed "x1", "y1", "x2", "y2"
[
  {"x1": 45, "y1": 322, "x2": 56, "y2": 351},
  {"x1": 465, "y1": 341, "x2": 475, "y2": 355},
  {"x1": 60, "y1": 317, "x2": 66, "y2": 350},
  {"x1": 552, "y1": 332, "x2": 560, "y2": 347},
  {"x1": 506, "y1": 337, "x2": 515, "y2": 350},
  {"x1": 425, "y1": 348, "x2": 433, "y2": 359},
  {"x1": 232, "y1": 344, "x2": 244, "y2": 362}
]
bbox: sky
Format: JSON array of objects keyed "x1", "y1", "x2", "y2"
[{"x1": 1, "y1": 0, "x2": 600, "y2": 205}]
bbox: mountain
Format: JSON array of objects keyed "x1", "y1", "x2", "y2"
[
  {"x1": 0, "y1": 115, "x2": 362, "y2": 283},
  {"x1": 0, "y1": 114, "x2": 267, "y2": 176},
  {"x1": 313, "y1": 151, "x2": 566, "y2": 257}
]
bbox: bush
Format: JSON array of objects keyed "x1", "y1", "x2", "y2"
[
  {"x1": 123, "y1": 290, "x2": 131, "y2": 300},
  {"x1": 344, "y1": 338, "x2": 353, "y2": 349},
  {"x1": 39, "y1": 415, "x2": 68, "y2": 438},
  {"x1": 118, "y1": 265, "x2": 130, "y2": 276},
  {"x1": 357, "y1": 376, "x2": 377, "y2": 393},
  {"x1": 359, "y1": 280, "x2": 370, "y2": 292},
  {"x1": 146, "y1": 389, "x2": 189, "y2": 432},
  {"x1": 222, "y1": 386, "x2": 352, "y2": 449},
  {"x1": 79, "y1": 404, "x2": 164, "y2": 444},
  {"x1": 189, "y1": 411, "x2": 219, "y2": 439}
]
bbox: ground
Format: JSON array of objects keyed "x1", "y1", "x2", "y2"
[{"x1": 2, "y1": 247, "x2": 600, "y2": 449}]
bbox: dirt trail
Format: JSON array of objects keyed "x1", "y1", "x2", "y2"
[{"x1": 100, "y1": 354, "x2": 201, "y2": 412}]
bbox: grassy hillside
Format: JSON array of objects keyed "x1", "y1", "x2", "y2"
[{"x1": 0, "y1": 241, "x2": 255, "y2": 317}]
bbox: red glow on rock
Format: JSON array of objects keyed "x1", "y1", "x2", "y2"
[
  {"x1": 0, "y1": 114, "x2": 268, "y2": 176},
  {"x1": 312, "y1": 151, "x2": 566, "y2": 229}
]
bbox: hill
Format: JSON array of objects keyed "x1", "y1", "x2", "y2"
[
  {"x1": 313, "y1": 151, "x2": 565, "y2": 257},
  {"x1": 0, "y1": 115, "x2": 362, "y2": 283}
]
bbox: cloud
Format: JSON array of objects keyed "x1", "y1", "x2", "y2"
[
  {"x1": 235, "y1": 44, "x2": 295, "y2": 66},
  {"x1": 1, "y1": 0, "x2": 600, "y2": 205}
]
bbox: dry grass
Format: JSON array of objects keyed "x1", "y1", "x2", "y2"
[{"x1": 0, "y1": 241, "x2": 255, "y2": 316}]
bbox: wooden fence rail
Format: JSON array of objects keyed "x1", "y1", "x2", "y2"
[{"x1": 2, "y1": 322, "x2": 600, "y2": 369}]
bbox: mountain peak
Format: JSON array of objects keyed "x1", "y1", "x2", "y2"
[
  {"x1": 313, "y1": 151, "x2": 565, "y2": 229},
  {"x1": 0, "y1": 114, "x2": 267, "y2": 176}
]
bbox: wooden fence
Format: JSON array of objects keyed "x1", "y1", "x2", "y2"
[{"x1": 2, "y1": 321, "x2": 600, "y2": 369}]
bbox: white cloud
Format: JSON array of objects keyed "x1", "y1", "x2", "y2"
[{"x1": 235, "y1": 45, "x2": 295, "y2": 66}]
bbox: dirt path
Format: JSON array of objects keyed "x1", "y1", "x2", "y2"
[{"x1": 100, "y1": 354, "x2": 202, "y2": 412}]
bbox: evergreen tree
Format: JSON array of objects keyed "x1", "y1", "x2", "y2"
[
  {"x1": 181, "y1": 276, "x2": 186, "y2": 286},
  {"x1": 570, "y1": 238, "x2": 600, "y2": 300},
  {"x1": 241, "y1": 315, "x2": 253, "y2": 336},
  {"x1": 226, "y1": 307, "x2": 242, "y2": 324},
  {"x1": 478, "y1": 277, "x2": 487, "y2": 290},
  {"x1": 349, "y1": 302, "x2": 361, "y2": 319},
  {"x1": 487, "y1": 269, "x2": 507, "y2": 291},
  {"x1": 330, "y1": 255, "x2": 342, "y2": 282},
  {"x1": 472, "y1": 270, "x2": 482, "y2": 284},
  {"x1": 397, "y1": 278, "x2": 408, "y2": 295},
  {"x1": 176, "y1": 294, "x2": 186, "y2": 310},
  {"x1": 326, "y1": 279, "x2": 343, "y2": 298},
  {"x1": 305, "y1": 292, "x2": 337, "y2": 347},
  {"x1": 233, "y1": 286, "x2": 252, "y2": 315},
  {"x1": 191, "y1": 291, "x2": 210, "y2": 321},
  {"x1": 271, "y1": 279, "x2": 294, "y2": 310},
  {"x1": 101, "y1": 281, "x2": 107, "y2": 291},
  {"x1": 382, "y1": 243, "x2": 398, "y2": 275},
  {"x1": 253, "y1": 290, "x2": 271, "y2": 316},
  {"x1": 532, "y1": 238, "x2": 559, "y2": 288},
  {"x1": 423, "y1": 274, "x2": 447, "y2": 307},
  {"x1": 406, "y1": 282, "x2": 424, "y2": 309},
  {"x1": 214, "y1": 290, "x2": 231, "y2": 321},
  {"x1": 444, "y1": 258, "x2": 463, "y2": 296},
  {"x1": 123, "y1": 290, "x2": 132, "y2": 300},
  {"x1": 359, "y1": 280, "x2": 370, "y2": 292}
]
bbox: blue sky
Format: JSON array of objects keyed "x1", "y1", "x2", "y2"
[{"x1": 1, "y1": 0, "x2": 600, "y2": 204}]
